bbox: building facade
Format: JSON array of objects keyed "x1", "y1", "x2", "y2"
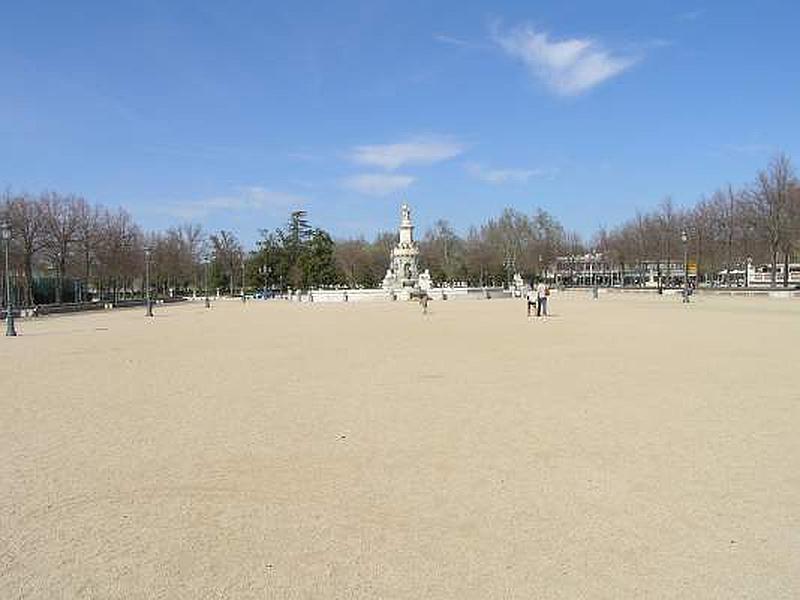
[{"x1": 549, "y1": 253, "x2": 689, "y2": 287}]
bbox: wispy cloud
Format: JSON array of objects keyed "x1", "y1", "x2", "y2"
[
  {"x1": 341, "y1": 173, "x2": 415, "y2": 196},
  {"x1": 465, "y1": 162, "x2": 556, "y2": 184},
  {"x1": 159, "y1": 186, "x2": 306, "y2": 220},
  {"x1": 492, "y1": 23, "x2": 639, "y2": 96},
  {"x1": 677, "y1": 9, "x2": 705, "y2": 21},
  {"x1": 433, "y1": 33, "x2": 492, "y2": 51},
  {"x1": 434, "y1": 34, "x2": 472, "y2": 48},
  {"x1": 350, "y1": 135, "x2": 465, "y2": 170}
]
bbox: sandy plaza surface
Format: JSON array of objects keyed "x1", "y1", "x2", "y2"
[{"x1": 1, "y1": 292, "x2": 799, "y2": 598}]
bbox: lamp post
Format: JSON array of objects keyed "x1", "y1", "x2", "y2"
[
  {"x1": 745, "y1": 256, "x2": 752, "y2": 288},
  {"x1": 144, "y1": 246, "x2": 153, "y2": 317},
  {"x1": 47, "y1": 262, "x2": 57, "y2": 304},
  {"x1": 261, "y1": 265, "x2": 271, "y2": 299},
  {"x1": 1, "y1": 220, "x2": 17, "y2": 336},
  {"x1": 204, "y1": 256, "x2": 211, "y2": 309},
  {"x1": 502, "y1": 248, "x2": 515, "y2": 289},
  {"x1": 241, "y1": 259, "x2": 246, "y2": 303},
  {"x1": 681, "y1": 230, "x2": 689, "y2": 304}
]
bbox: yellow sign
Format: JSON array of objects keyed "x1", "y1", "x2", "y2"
[{"x1": 687, "y1": 261, "x2": 698, "y2": 276}]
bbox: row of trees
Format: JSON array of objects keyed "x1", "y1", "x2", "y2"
[
  {"x1": 333, "y1": 208, "x2": 571, "y2": 288},
  {"x1": 0, "y1": 192, "x2": 341, "y2": 304},
  {"x1": 1, "y1": 190, "x2": 226, "y2": 304},
  {"x1": 596, "y1": 154, "x2": 799, "y2": 286},
  {"x1": 2, "y1": 153, "x2": 798, "y2": 304},
  {"x1": 2, "y1": 192, "x2": 146, "y2": 305}
]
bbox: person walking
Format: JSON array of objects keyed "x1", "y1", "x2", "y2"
[
  {"x1": 536, "y1": 281, "x2": 549, "y2": 318},
  {"x1": 526, "y1": 286, "x2": 536, "y2": 317}
]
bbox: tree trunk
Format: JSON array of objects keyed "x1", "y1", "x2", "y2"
[
  {"x1": 771, "y1": 251, "x2": 777, "y2": 287},
  {"x1": 784, "y1": 252, "x2": 790, "y2": 287},
  {"x1": 696, "y1": 234, "x2": 702, "y2": 288},
  {"x1": 24, "y1": 255, "x2": 35, "y2": 306},
  {"x1": 726, "y1": 231, "x2": 733, "y2": 286}
]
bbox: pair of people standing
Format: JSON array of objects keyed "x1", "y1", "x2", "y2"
[{"x1": 526, "y1": 282, "x2": 549, "y2": 318}]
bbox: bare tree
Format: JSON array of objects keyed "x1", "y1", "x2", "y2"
[
  {"x1": 179, "y1": 223, "x2": 205, "y2": 292},
  {"x1": 210, "y1": 230, "x2": 243, "y2": 295},
  {"x1": 709, "y1": 185, "x2": 740, "y2": 285},
  {"x1": 74, "y1": 198, "x2": 103, "y2": 294},
  {"x1": 421, "y1": 219, "x2": 463, "y2": 283},
  {"x1": 334, "y1": 238, "x2": 373, "y2": 288},
  {"x1": 41, "y1": 192, "x2": 82, "y2": 303},
  {"x1": 656, "y1": 197, "x2": 680, "y2": 288},
  {"x1": 96, "y1": 208, "x2": 142, "y2": 302},
  {"x1": 6, "y1": 193, "x2": 46, "y2": 305},
  {"x1": 750, "y1": 153, "x2": 795, "y2": 286}
]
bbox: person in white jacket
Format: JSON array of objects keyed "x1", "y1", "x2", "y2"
[
  {"x1": 526, "y1": 287, "x2": 536, "y2": 317},
  {"x1": 536, "y1": 282, "x2": 549, "y2": 317}
]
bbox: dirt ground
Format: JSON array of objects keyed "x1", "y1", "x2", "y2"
[{"x1": 1, "y1": 292, "x2": 799, "y2": 599}]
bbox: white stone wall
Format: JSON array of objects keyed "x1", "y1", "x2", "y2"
[{"x1": 301, "y1": 287, "x2": 510, "y2": 303}]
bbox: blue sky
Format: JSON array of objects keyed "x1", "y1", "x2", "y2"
[{"x1": 2, "y1": 1, "x2": 798, "y2": 246}]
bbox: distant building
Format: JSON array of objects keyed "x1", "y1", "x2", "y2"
[
  {"x1": 744, "y1": 260, "x2": 800, "y2": 287},
  {"x1": 548, "y1": 252, "x2": 689, "y2": 287},
  {"x1": 549, "y1": 253, "x2": 800, "y2": 288}
]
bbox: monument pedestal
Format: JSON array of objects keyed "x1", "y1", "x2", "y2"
[{"x1": 382, "y1": 203, "x2": 422, "y2": 295}]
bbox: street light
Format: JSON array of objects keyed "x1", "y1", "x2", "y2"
[
  {"x1": 502, "y1": 247, "x2": 516, "y2": 289},
  {"x1": 1, "y1": 220, "x2": 17, "y2": 336},
  {"x1": 261, "y1": 264, "x2": 271, "y2": 299},
  {"x1": 144, "y1": 246, "x2": 153, "y2": 317},
  {"x1": 681, "y1": 230, "x2": 690, "y2": 304},
  {"x1": 203, "y1": 256, "x2": 211, "y2": 309},
  {"x1": 241, "y1": 259, "x2": 246, "y2": 303},
  {"x1": 56, "y1": 250, "x2": 63, "y2": 304}
]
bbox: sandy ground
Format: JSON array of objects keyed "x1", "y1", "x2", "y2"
[{"x1": 1, "y1": 292, "x2": 799, "y2": 599}]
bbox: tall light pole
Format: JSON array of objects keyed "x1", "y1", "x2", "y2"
[
  {"x1": 2, "y1": 220, "x2": 17, "y2": 336},
  {"x1": 204, "y1": 256, "x2": 211, "y2": 309},
  {"x1": 241, "y1": 258, "x2": 246, "y2": 303},
  {"x1": 503, "y1": 247, "x2": 516, "y2": 289},
  {"x1": 144, "y1": 246, "x2": 154, "y2": 317},
  {"x1": 261, "y1": 264, "x2": 271, "y2": 299},
  {"x1": 681, "y1": 230, "x2": 690, "y2": 304}
]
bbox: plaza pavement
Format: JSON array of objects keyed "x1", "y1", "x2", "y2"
[{"x1": 1, "y1": 292, "x2": 799, "y2": 598}]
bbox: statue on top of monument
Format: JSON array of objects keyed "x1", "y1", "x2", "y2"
[{"x1": 401, "y1": 203, "x2": 411, "y2": 223}]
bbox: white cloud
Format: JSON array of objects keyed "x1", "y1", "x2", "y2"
[
  {"x1": 160, "y1": 186, "x2": 305, "y2": 220},
  {"x1": 350, "y1": 135, "x2": 465, "y2": 170},
  {"x1": 466, "y1": 162, "x2": 556, "y2": 184},
  {"x1": 342, "y1": 173, "x2": 415, "y2": 196},
  {"x1": 492, "y1": 23, "x2": 638, "y2": 96}
]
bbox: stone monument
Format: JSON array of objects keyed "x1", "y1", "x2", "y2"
[{"x1": 382, "y1": 203, "x2": 421, "y2": 291}]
